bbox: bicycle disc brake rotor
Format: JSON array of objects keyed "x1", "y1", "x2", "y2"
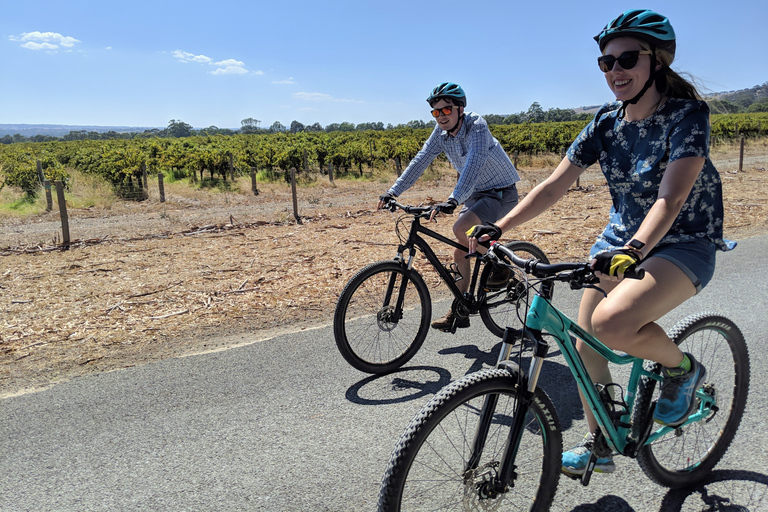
[
  {"x1": 376, "y1": 306, "x2": 399, "y2": 331},
  {"x1": 462, "y1": 463, "x2": 504, "y2": 511}
]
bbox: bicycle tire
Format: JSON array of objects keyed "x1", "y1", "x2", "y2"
[
  {"x1": 334, "y1": 260, "x2": 431, "y2": 374},
  {"x1": 378, "y1": 368, "x2": 562, "y2": 512},
  {"x1": 478, "y1": 241, "x2": 550, "y2": 338},
  {"x1": 633, "y1": 312, "x2": 750, "y2": 488}
]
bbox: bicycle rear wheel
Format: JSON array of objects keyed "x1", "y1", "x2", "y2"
[
  {"x1": 634, "y1": 313, "x2": 750, "y2": 488},
  {"x1": 478, "y1": 240, "x2": 550, "y2": 338},
  {"x1": 334, "y1": 261, "x2": 431, "y2": 374},
  {"x1": 378, "y1": 368, "x2": 562, "y2": 512}
]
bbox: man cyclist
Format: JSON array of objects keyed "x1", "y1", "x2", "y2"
[{"x1": 377, "y1": 82, "x2": 520, "y2": 332}]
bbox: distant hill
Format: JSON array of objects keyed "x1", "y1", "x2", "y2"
[{"x1": 0, "y1": 124, "x2": 160, "y2": 138}]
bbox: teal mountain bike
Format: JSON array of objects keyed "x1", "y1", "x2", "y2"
[{"x1": 378, "y1": 241, "x2": 750, "y2": 511}]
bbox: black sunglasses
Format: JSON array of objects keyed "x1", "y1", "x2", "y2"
[
  {"x1": 431, "y1": 105, "x2": 460, "y2": 117},
  {"x1": 597, "y1": 50, "x2": 652, "y2": 72}
]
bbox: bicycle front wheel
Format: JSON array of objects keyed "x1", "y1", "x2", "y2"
[
  {"x1": 378, "y1": 368, "x2": 562, "y2": 512},
  {"x1": 634, "y1": 313, "x2": 750, "y2": 488},
  {"x1": 334, "y1": 261, "x2": 431, "y2": 374},
  {"x1": 479, "y1": 240, "x2": 550, "y2": 338}
]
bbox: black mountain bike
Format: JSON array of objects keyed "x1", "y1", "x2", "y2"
[{"x1": 333, "y1": 199, "x2": 548, "y2": 374}]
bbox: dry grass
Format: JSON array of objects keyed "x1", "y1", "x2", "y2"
[{"x1": 2, "y1": 144, "x2": 767, "y2": 397}]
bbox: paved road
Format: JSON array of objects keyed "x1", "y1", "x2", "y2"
[{"x1": 2, "y1": 236, "x2": 767, "y2": 511}]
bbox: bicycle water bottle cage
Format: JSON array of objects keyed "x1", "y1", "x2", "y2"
[
  {"x1": 596, "y1": 383, "x2": 631, "y2": 429},
  {"x1": 445, "y1": 262, "x2": 463, "y2": 282}
]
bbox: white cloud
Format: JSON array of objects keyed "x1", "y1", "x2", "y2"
[
  {"x1": 213, "y1": 58, "x2": 244, "y2": 67},
  {"x1": 11, "y1": 31, "x2": 81, "y2": 52},
  {"x1": 272, "y1": 77, "x2": 295, "y2": 84},
  {"x1": 172, "y1": 50, "x2": 212, "y2": 64},
  {"x1": 210, "y1": 65, "x2": 248, "y2": 75}
]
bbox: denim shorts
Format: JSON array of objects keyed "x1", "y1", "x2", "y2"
[
  {"x1": 459, "y1": 185, "x2": 519, "y2": 225},
  {"x1": 592, "y1": 238, "x2": 717, "y2": 294}
]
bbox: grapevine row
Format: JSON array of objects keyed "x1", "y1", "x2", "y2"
[{"x1": 2, "y1": 113, "x2": 766, "y2": 196}]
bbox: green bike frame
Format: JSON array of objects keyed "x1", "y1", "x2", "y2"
[{"x1": 522, "y1": 293, "x2": 716, "y2": 455}]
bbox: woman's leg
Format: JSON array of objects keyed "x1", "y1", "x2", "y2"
[{"x1": 576, "y1": 256, "x2": 696, "y2": 433}]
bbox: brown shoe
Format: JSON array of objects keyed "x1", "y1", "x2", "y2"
[
  {"x1": 485, "y1": 266, "x2": 512, "y2": 290},
  {"x1": 431, "y1": 302, "x2": 470, "y2": 332}
]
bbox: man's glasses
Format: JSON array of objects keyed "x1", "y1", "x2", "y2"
[
  {"x1": 431, "y1": 105, "x2": 460, "y2": 117},
  {"x1": 597, "y1": 50, "x2": 652, "y2": 72}
]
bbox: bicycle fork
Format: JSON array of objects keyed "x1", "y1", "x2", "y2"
[{"x1": 464, "y1": 327, "x2": 550, "y2": 498}]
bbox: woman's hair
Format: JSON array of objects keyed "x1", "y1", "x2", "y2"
[{"x1": 636, "y1": 39, "x2": 702, "y2": 101}]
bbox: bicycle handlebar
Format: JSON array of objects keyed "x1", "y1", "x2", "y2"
[
  {"x1": 383, "y1": 199, "x2": 438, "y2": 218},
  {"x1": 487, "y1": 240, "x2": 645, "y2": 289}
]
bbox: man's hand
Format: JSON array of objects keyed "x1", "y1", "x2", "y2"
[
  {"x1": 377, "y1": 192, "x2": 396, "y2": 210},
  {"x1": 466, "y1": 223, "x2": 502, "y2": 253},
  {"x1": 592, "y1": 248, "x2": 641, "y2": 278},
  {"x1": 429, "y1": 198, "x2": 458, "y2": 221},
  {"x1": 436, "y1": 198, "x2": 458, "y2": 214}
]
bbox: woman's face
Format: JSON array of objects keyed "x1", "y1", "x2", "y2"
[
  {"x1": 431, "y1": 99, "x2": 463, "y2": 131},
  {"x1": 601, "y1": 37, "x2": 653, "y2": 102}
]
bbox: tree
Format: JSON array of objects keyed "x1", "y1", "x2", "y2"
[
  {"x1": 241, "y1": 117, "x2": 261, "y2": 133},
  {"x1": 269, "y1": 121, "x2": 287, "y2": 133},
  {"x1": 167, "y1": 119, "x2": 194, "y2": 138},
  {"x1": 524, "y1": 102, "x2": 545, "y2": 123},
  {"x1": 289, "y1": 120, "x2": 305, "y2": 133}
]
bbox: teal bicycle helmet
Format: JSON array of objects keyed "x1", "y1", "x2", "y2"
[
  {"x1": 426, "y1": 82, "x2": 466, "y2": 107},
  {"x1": 595, "y1": 9, "x2": 676, "y2": 56}
]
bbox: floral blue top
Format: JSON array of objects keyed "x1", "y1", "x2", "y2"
[{"x1": 566, "y1": 98, "x2": 735, "y2": 255}]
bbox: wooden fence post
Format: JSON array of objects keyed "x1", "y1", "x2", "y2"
[
  {"x1": 228, "y1": 152, "x2": 235, "y2": 181},
  {"x1": 250, "y1": 167, "x2": 259, "y2": 196},
  {"x1": 328, "y1": 163, "x2": 334, "y2": 184},
  {"x1": 739, "y1": 135, "x2": 745, "y2": 172},
  {"x1": 141, "y1": 163, "x2": 148, "y2": 189},
  {"x1": 44, "y1": 180, "x2": 53, "y2": 211},
  {"x1": 36, "y1": 160, "x2": 45, "y2": 185},
  {"x1": 158, "y1": 173, "x2": 165, "y2": 202},
  {"x1": 513, "y1": 151, "x2": 519, "y2": 168},
  {"x1": 290, "y1": 168, "x2": 302, "y2": 225},
  {"x1": 303, "y1": 148, "x2": 309, "y2": 173},
  {"x1": 55, "y1": 180, "x2": 70, "y2": 248}
]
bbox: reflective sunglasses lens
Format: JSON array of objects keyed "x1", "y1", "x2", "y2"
[
  {"x1": 441, "y1": 106, "x2": 454, "y2": 115},
  {"x1": 431, "y1": 109, "x2": 441, "y2": 117}
]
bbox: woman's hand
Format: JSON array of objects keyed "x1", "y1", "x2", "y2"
[{"x1": 466, "y1": 223, "x2": 502, "y2": 253}]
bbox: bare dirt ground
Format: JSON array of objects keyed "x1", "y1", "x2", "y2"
[{"x1": 2, "y1": 146, "x2": 767, "y2": 397}]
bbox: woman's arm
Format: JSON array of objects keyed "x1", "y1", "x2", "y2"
[
  {"x1": 467, "y1": 157, "x2": 584, "y2": 252},
  {"x1": 626, "y1": 156, "x2": 705, "y2": 258}
]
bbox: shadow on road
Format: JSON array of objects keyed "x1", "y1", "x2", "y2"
[{"x1": 345, "y1": 366, "x2": 453, "y2": 406}]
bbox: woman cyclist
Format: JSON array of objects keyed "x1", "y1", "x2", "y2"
[
  {"x1": 378, "y1": 82, "x2": 521, "y2": 332},
  {"x1": 468, "y1": 9, "x2": 735, "y2": 476}
]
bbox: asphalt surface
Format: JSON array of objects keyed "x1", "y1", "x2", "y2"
[{"x1": 2, "y1": 236, "x2": 767, "y2": 511}]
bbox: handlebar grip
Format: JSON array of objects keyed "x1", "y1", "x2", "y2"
[{"x1": 624, "y1": 266, "x2": 645, "y2": 280}]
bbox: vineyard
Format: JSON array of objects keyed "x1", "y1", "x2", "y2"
[{"x1": 1, "y1": 113, "x2": 767, "y2": 198}]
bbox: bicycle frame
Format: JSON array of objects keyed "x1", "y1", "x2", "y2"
[
  {"x1": 478, "y1": 291, "x2": 717, "y2": 491},
  {"x1": 393, "y1": 214, "x2": 483, "y2": 309}
]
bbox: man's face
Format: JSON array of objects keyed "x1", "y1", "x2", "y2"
[{"x1": 431, "y1": 99, "x2": 462, "y2": 131}]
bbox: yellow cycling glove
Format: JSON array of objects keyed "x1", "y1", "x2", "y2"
[{"x1": 593, "y1": 249, "x2": 640, "y2": 277}]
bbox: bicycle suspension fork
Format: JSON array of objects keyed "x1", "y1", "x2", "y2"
[{"x1": 466, "y1": 328, "x2": 551, "y2": 496}]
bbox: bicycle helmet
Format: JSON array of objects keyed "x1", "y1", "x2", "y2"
[
  {"x1": 426, "y1": 82, "x2": 467, "y2": 107},
  {"x1": 594, "y1": 9, "x2": 676, "y2": 56}
]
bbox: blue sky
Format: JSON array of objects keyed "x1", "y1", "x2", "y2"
[{"x1": 2, "y1": 0, "x2": 766, "y2": 130}]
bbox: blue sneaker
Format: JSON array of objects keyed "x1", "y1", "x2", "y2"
[
  {"x1": 653, "y1": 352, "x2": 707, "y2": 427},
  {"x1": 561, "y1": 434, "x2": 615, "y2": 476}
]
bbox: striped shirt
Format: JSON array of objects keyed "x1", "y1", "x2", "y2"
[{"x1": 388, "y1": 111, "x2": 520, "y2": 204}]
